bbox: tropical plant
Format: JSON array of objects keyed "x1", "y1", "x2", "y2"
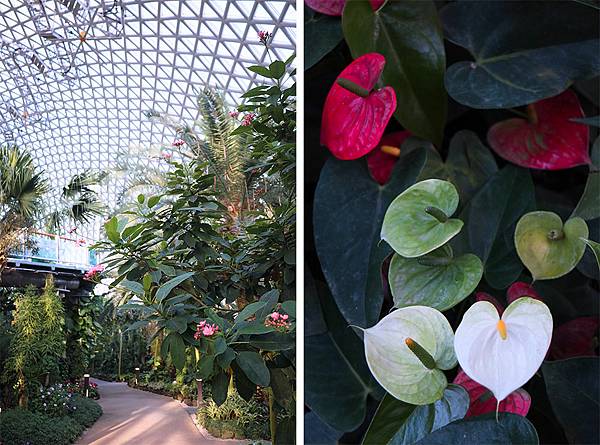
[{"x1": 305, "y1": 1, "x2": 599, "y2": 444}]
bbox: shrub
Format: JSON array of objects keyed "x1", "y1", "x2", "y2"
[
  {"x1": 29, "y1": 384, "x2": 76, "y2": 417},
  {"x1": 69, "y1": 394, "x2": 103, "y2": 427},
  {"x1": 197, "y1": 391, "x2": 269, "y2": 440},
  {"x1": 0, "y1": 409, "x2": 83, "y2": 445}
]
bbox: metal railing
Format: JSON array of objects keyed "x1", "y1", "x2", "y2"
[{"x1": 9, "y1": 230, "x2": 97, "y2": 268}]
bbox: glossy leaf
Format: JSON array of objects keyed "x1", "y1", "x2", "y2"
[
  {"x1": 367, "y1": 131, "x2": 411, "y2": 185},
  {"x1": 550, "y1": 317, "x2": 600, "y2": 360},
  {"x1": 515, "y1": 211, "x2": 588, "y2": 280},
  {"x1": 487, "y1": 90, "x2": 590, "y2": 170},
  {"x1": 464, "y1": 165, "x2": 535, "y2": 289},
  {"x1": 305, "y1": 412, "x2": 343, "y2": 445},
  {"x1": 343, "y1": 0, "x2": 446, "y2": 145},
  {"x1": 161, "y1": 331, "x2": 186, "y2": 371},
  {"x1": 382, "y1": 179, "x2": 463, "y2": 258},
  {"x1": 388, "y1": 247, "x2": 482, "y2": 312},
  {"x1": 362, "y1": 385, "x2": 468, "y2": 445},
  {"x1": 364, "y1": 306, "x2": 456, "y2": 405},
  {"x1": 453, "y1": 370, "x2": 531, "y2": 418},
  {"x1": 305, "y1": 9, "x2": 343, "y2": 70},
  {"x1": 455, "y1": 298, "x2": 553, "y2": 402},
  {"x1": 155, "y1": 271, "x2": 195, "y2": 302},
  {"x1": 543, "y1": 357, "x2": 600, "y2": 444},
  {"x1": 320, "y1": 53, "x2": 396, "y2": 160},
  {"x1": 581, "y1": 238, "x2": 600, "y2": 272},
  {"x1": 441, "y1": 1, "x2": 600, "y2": 108},
  {"x1": 314, "y1": 148, "x2": 427, "y2": 326},
  {"x1": 235, "y1": 351, "x2": 270, "y2": 387},
  {"x1": 573, "y1": 171, "x2": 600, "y2": 220},
  {"x1": 414, "y1": 413, "x2": 539, "y2": 445}
]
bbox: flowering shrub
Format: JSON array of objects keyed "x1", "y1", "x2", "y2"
[
  {"x1": 264, "y1": 311, "x2": 291, "y2": 331},
  {"x1": 30, "y1": 384, "x2": 76, "y2": 417},
  {"x1": 83, "y1": 264, "x2": 104, "y2": 281},
  {"x1": 194, "y1": 320, "x2": 220, "y2": 339}
]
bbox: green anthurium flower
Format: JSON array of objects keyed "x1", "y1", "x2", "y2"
[
  {"x1": 389, "y1": 245, "x2": 483, "y2": 312},
  {"x1": 381, "y1": 179, "x2": 463, "y2": 258},
  {"x1": 363, "y1": 306, "x2": 457, "y2": 405},
  {"x1": 454, "y1": 297, "x2": 553, "y2": 403},
  {"x1": 514, "y1": 211, "x2": 588, "y2": 280}
]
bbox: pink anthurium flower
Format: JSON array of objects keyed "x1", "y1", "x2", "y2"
[
  {"x1": 550, "y1": 316, "x2": 599, "y2": 360},
  {"x1": 487, "y1": 89, "x2": 590, "y2": 170},
  {"x1": 321, "y1": 53, "x2": 397, "y2": 160},
  {"x1": 367, "y1": 131, "x2": 411, "y2": 185},
  {"x1": 454, "y1": 369, "x2": 531, "y2": 417},
  {"x1": 305, "y1": 0, "x2": 385, "y2": 16}
]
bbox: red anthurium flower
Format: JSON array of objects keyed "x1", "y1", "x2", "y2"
[
  {"x1": 321, "y1": 53, "x2": 397, "y2": 160},
  {"x1": 487, "y1": 90, "x2": 590, "y2": 170},
  {"x1": 454, "y1": 369, "x2": 531, "y2": 417},
  {"x1": 550, "y1": 316, "x2": 600, "y2": 360},
  {"x1": 506, "y1": 281, "x2": 542, "y2": 305},
  {"x1": 367, "y1": 131, "x2": 411, "y2": 185},
  {"x1": 305, "y1": 0, "x2": 385, "y2": 16}
]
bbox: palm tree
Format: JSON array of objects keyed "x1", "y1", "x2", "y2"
[{"x1": 0, "y1": 144, "x2": 48, "y2": 271}]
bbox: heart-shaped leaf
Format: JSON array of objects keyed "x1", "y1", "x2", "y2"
[
  {"x1": 388, "y1": 246, "x2": 483, "y2": 312},
  {"x1": 455, "y1": 298, "x2": 553, "y2": 402},
  {"x1": 550, "y1": 317, "x2": 600, "y2": 360},
  {"x1": 441, "y1": 1, "x2": 600, "y2": 108},
  {"x1": 573, "y1": 170, "x2": 600, "y2": 220},
  {"x1": 515, "y1": 211, "x2": 588, "y2": 280},
  {"x1": 305, "y1": 9, "x2": 343, "y2": 70},
  {"x1": 543, "y1": 357, "x2": 600, "y2": 444},
  {"x1": 364, "y1": 305, "x2": 457, "y2": 405},
  {"x1": 314, "y1": 149, "x2": 427, "y2": 327},
  {"x1": 343, "y1": 0, "x2": 446, "y2": 145},
  {"x1": 414, "y1": 413, "x2": 539, "y2": 445},
  {"x1": 320, "y1": 52, "x2": 396, "y2": 160},
  {"x1": 453, "y1": 370, "x2": 531, "y2": 418},
  {"x1": 362, "y1": 384, "x2": 469, "y2": 445},
  {"x1": 367, "y1": 131, "x2": 411, "y2": 185},
  {"x1": 381, "y1": 179, "x2": 463, "y2": 258},
  {"x1": 487, "y1": 90, "x2": 590, "y2": 170}
]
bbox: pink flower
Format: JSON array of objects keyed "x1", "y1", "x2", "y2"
[
  {"x1": 270, "y1": 312, "x2": 280, "y2": 320},
  {"x1": 172, "y1": 139, "x2": 185, "y2": 147},
  {"x1": 194, "y1": 320, "x2": 219, "y2": 339},
  {"x1": 161, "y1": 152, "x2": 173, "y2": 160},
  {"x1": 76, "y1": 239, "x2": 86, "y2": 246},
  {"x1": 258, "y1": 30, "x2": 271, "y2": 45},
  {"x1": 264, "y1": 311, "x2": 291, "y2": 330},
  {"x1": 241, "y1": 113, "x2": 256, "y2": 126},
  {"x1": 229, "y1": 110, "x2": 239, "y2": 118},
  {"x1": 282, "y1": 314, "x2": 289, "y2": 320},
  {"x1": 84, "y1": 264, "x2": 104, "y2": 281}
]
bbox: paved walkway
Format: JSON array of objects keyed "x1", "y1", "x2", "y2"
[{"x1": 76, "y1": 379, "x2": 242, "y2": 445}]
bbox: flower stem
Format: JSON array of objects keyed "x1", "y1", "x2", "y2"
[
  {"x1": 336, "y1": 78, "x2": 370, "y2": 98},
  {"x1": 425, "y1": 206, "x2": 448, "y2": 223},
  {"x1": 405, "y1": 337, "x2": 436, "y2": 369},
  {"x1": 547, "y1": 229, "x2": 565, "y2": 241}
]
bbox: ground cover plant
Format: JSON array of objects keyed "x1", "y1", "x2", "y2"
[{"x1": 305, "y1": 1, "x2": 599, "y2": 444}]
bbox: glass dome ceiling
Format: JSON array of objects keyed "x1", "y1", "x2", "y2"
[{"x1": 0, "y1": 0, "x2": 296, "y2": 239}]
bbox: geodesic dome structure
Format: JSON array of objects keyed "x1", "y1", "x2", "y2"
[{"x1": 0, "y1": 0, "x2": 296, "y2": 240}]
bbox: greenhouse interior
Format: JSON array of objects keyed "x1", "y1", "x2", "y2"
[{"x1": 0, "y1": 1, "x2": 296, "y2": 444}]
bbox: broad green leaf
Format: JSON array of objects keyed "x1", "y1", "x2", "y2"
[
  {"x1": 165, "y1": 316, "x2": 188, "y2": 334},
  {"x1": 281, "y1": 300, "x2": 296, "y2": 318},
  {"x1": 236, "y1": 301, "x2": 267, "y2": 323},
  {"x1": 572, "y1": 171, "x2": 600, "y2": 220},
  {"x1": 465, "y1": 165, "x2": 535, "y2": 288},
  {"x1": 515, "y1": 211, "x2": 588, "y2": 280},
  {"x1": 155, "y1": 271, "x2": 195, "y2": 302},
  {"x1": 197, "y1": 354, "x2": 214, "y2": 379},
  {"x1": 455, "y1": 298, "x2": 552, "y2": 402},
  {"x1": 305, "y1": 412, "x2": 342, "y2": 445},
  {"x1": 362, "y1": 385, "x2": 469, "y2": 445},
  {"x1": 236, "y1": 351, "x2": 270, "y2": 387},
  {"x1": 581, "y1": 238, "x2": 600, "y2": 272},
  {"x1": 161, "y1": 331, "x2": 186, "y2": 371},
  {"x1": 247, "y1": 65, "x2": 273, "y2": 78},
  {"x1": 314, "y1": 148, "x2": 427, "y2": 327},
  {"x1": 250, "y1": 332, "x2": 295, "y2": 351},
  {"x1": 381, "y1": 179, "x2": 463, "y2": 258},
  {"x1": 343, "y1": 0, "x2": 446, "y2": 145},
  {"x1": 543, "y1": 357, "x2": 599, "y2": 444},
  {"x1": 441, "y1": 1, "x2": 600, "y2": 108},
  {"x1": 389, "y1": 248, "x2": 482, "y2": 312},
  {"x1": 305, "y1": 9, "x2": 343, "y2": 70},
  {"x1": 269, "y1": 60, "x2": 286, "y2": 79},
  {"x1": 105, "y1": 216, "x2": 120, "y2": 243},
  {"x1": 125, "y1": 319, "x2": 151, "y2": 332},
  {"x1": 364, "y1": 306, "x2": 456, "y2": 405},
  {"x1": 211, "y1": 370, "x2": 229, "y2": 406},
  {"x1": 119, "y1": 279, "x2": 144, "y2": 296},
  {"x1": 414, "y1": 413, "x2": 539, "y2": 445},
  {"x1": 147, "y1": 195, "x2": 160, "y2": 208},
  {"x1": 142, "y1": 273, "x2": 152, "y2": 291}
]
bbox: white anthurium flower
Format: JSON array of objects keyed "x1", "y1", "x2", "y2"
[
  {"x1": 363, "y1": 306, "x2": 457, "y2": 405},
  {"x1": 454, "y1": 297, "x2": 553, "y2": 403}
]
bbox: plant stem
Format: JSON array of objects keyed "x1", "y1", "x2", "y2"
[
  {"x1": 336, "y1": 78, "x2": 370, "y2": 98},
  {"x1": 424, "y1": 206, "x2": 448, "y2": 223},
  {"x1": 405, "y1": 337, "x2": 437, "y2": 369}
]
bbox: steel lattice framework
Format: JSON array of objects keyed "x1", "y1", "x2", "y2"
[{"x1": 0, "y1": 0, "x2": 295, "y2": 239}]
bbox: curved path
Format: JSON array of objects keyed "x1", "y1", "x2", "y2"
[{"x1": 77, "y1": 379, "x2": 242, "y2": 445}]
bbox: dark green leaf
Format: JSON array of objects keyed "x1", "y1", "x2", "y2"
[
  {"x1": 441, "y1": 1, "x2": 600, "y2": 108},
  {"x1": 250, "y1": 332, "x2": 295, "y2": 351},
  {"x1": 305, "y1": 9, "x2": 343, "y2": 70},
  {"x1": 236, "y1": 351, "x2": 270, "y2": 387},
  {"x1": 211, "y1": 370, "x2": 229, "y2": 406},
  {"x1": 305, "y1": 412, "x2": 343, "y2": 445},
  {"x1": 147, "y1": 195, "x2": 161, "y2": 208},
  {"x1": 543, "y1": 357, "x2": 600, "y2": 444},
  {"x1": 314, "y1": 148, "x2": 427, "y2": 326},
  {"x1": 269, "y1": 60, "x2": 286, "y2": 79},
  {"x1": 343, "y1": 0, "x2": 446, "y2": 145},
  {"x1": 572, "y1": 171, "x2": 600, "y2": 220},
  {"x1": 155, "y1": 271, "x2": 195, "y2": 302},
  {"x1": 161, "y1": 332, "x2": 186, "y2": 371},
  {"x1": 248, "y1": 65, "x2": 273, "y2": 78}
]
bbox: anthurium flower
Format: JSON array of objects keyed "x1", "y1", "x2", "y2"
[
  {"x1": 515, "y1": 211, "x2": 588, "y2": 280},
  {"x1": 550, "y1": 316, "x2": 599, "y2": 360},
  {"x1": 321, "y1": 53, "x2": 397, "y2": 160},
  {"x1": 363, "y1": 305, "x2": 456, "y2": 405},
  {"x1": 453, "y1": 369, "x2": 531, "y2": 417},
  {"x1": 487, "y1": 90, "x2": 590, "y2": 170},
  {"x1": 475, "y1": 282, "x2": 542, "y2": 316},
  {"x1": 367, "y1": 131, "x2": 411, "y2": 185},
  {"x1": 455, "y1": 298, "x2": 552, "y2": 403},
  {"x1": 305, "y1": 0, "x2": 385, "y2": 16}
]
